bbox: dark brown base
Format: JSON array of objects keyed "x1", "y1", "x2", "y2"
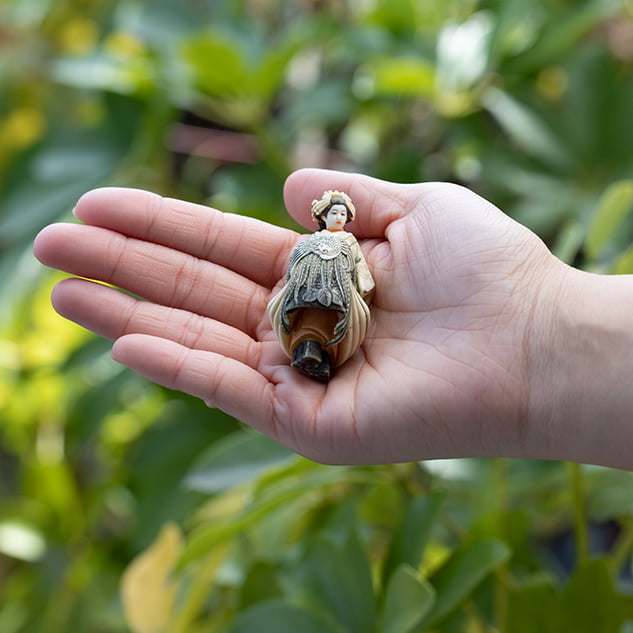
[{"x1": 291, "y1": 340, "x2": 331, "y2": 383}]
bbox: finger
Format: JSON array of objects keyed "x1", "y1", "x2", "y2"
[
  {"x1": 35, "y1": 223, "x2": 269, "y2": 336},
  {"x1": 51, "y1": 277, "x2": 261, "y2": 366},
  {"x1": 73, "y1": 187, "x2": 298, "y2": 287},
  {"x1": 283, "y1": 168, "x2": 414, "y2": 238},
  {"x1": 112, "y1": 333, "x2": 278, "y2": 437}
]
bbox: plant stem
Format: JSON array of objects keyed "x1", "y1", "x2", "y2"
[
  {"x1": 611, "y1": 516, "x2": 633, "y2": 573},
  {"x1": 492, "y1": 458, "x2": 509, "y2": 632},
  {"x1": 567, "y1": 461, "x2": 588, "y2": 565}
]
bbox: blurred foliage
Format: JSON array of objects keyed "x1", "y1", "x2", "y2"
[{"x1": 2, "y1": 0, "x2": 633, "y2": 631}]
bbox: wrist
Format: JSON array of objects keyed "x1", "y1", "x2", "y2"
[{"x1": 527, "y1": 265, "x2": 633, "y2": 469}]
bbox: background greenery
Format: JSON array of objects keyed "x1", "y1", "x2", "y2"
[{"x1": 2, "y1": 0, "x2": 633, "y2": 631}]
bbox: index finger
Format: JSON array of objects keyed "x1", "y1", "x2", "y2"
[
  {"x1": 74, "y1": 187, "x2": 299, "y2": 288},
  {"x1": 283, "y1": 168, "x2": 410, "y2": 238}
]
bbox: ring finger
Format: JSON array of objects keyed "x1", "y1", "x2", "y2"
[{"x1": 52, "y1": 277, "x2": 271, "y2": 369}]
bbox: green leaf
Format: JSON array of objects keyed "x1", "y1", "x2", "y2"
[
  {"x1": 507, "y1": 0, "x2": 620, "y2": 74},
  {"x1": 255, "y1": 35, "x2": 304, "y2": 101},
  {"x1": 230, "y1": 600, "x2": 341, "y2": 633},
  {"x1": 422, "y1": 539, "x2": 510, "y2": 627},
  {"x1": 285, "y1": 79, "x2": 355, "y2": 127},
  {"x1": 302, "y1": 529, "x2": 376, "y2": 633},
  {"x1": 0, "y1": 133, "x2": 119, "y2": 249},
  {"x1": 369, "y1": 57, "x2": 435, "y2": 97},
  {"x1": 552, "y1": 220, "x2": 585, "y2": 265},
  {"x1": 363, "y1": 0, "x2": 418, "y2": 34},
  {"x1": 506, "y1": 576, "x2": 558, "y2": 633},
  {"x1": 182, "y1": 33, "x2": 248, "y2": 96},
  {"x1": 614, "y1": 243, "x2": 633, "y2": 274},
  {"x1": 239, "y1": 561, "x2": 283, "y2": 609},
  {"x1": 556, "y1": 558, "x2": 624, "y2": 632},
  {"x1": 586, "y1": 180, "x2": 633, "y2": 261},
  {"x1": 380, "y1": 564, "x2": 435, "y2": 633},
  {"x1": 180, "y1": 466, "x2": 359, "y2": 566},
  {"x1": 382, "y1": 491, "x2": 444, "y2": 584},
  {"x1": 185, "y1": 429, "x2": 296, "y2": 493},
  {"x1": 481, "y1": 87, "x2": 572, "y2": 169}
]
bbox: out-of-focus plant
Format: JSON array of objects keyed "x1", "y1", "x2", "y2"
[
  {"x1": 3, "y1": 0, "x2": 633, "y2": 630},
  {"x1": 118, "y1": 438, "x2": 633, "y2": 633}
]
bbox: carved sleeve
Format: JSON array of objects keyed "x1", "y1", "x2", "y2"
[{"x1": 344, "y1": 233, "x2": 375, "y2": 302}]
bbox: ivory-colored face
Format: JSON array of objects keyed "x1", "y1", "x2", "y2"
[{"x1": 325, "y1": 204, "x2": 348, "y2": 231}]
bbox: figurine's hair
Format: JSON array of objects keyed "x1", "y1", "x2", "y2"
[{"x1": 311, "y1": 190, "x2": 356, "y2": 229}]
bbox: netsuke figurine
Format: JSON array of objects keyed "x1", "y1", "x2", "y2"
[{"x1": 267, "y1": 190, "x2": 375, "y2": 382}]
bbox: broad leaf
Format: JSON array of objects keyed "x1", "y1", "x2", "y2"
[
  {"x1": 614, "y1": 243, "x2": 633, "y2": 274},
  {"x1": 302, "y1": 528, "x2": 376, "y2": 633},
  {"x1": 180, "y1": 466, "x2": 357, "y2": 566},
  {"x1": 381, "y1": 564, "x2": 435, "y2": 633},
  {"x1": 370, "y1": 57, "x2": 435, "y2": 97},
  {"x1": 382, "y1": 491, "x2": 443, "y2": 584},
  {"x1": 121, "y1": 523, "x2": 183, "y2": 633},
  {"x1": 230, "y1": 600, "x2": 342, "y2": 633},
  {"x1": 556, "y1": 558, "x2": 624, "y2": 632},
  {"x1": 482, "y1": 87, "x2": 572, "y2": 169},
  {"x1": 422, "y1": 539, "x2": 510, "y2": 627},
  {"x1": 239, "y1": 561, "x2": 283, "y2": 609},
  {"x1": 182, "y1": 33, "x2": 248, "y2": 97},
  {"x1": 506, "y1": 576, "x2": 558, "y2": 633},
  {"x1": 185, "y1": 429, "x2": 296, "y2": 493},
  {"x1": 586, "y1": 180, "x2": 633, "y2": 261}
]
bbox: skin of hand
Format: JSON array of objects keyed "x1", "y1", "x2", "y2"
[{"x1": 32, "y1": 168, "x2": 633, "y2": 468}]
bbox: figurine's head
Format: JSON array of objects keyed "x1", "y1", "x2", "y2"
[{"x1": 311, "y1": 191, "x2": 356, "y2": 230}]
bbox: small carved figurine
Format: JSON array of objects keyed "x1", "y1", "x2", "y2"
[{"x1": 268, "y1": 191, "x2": 375, "y2": 382}]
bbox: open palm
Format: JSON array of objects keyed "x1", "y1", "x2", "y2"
[{"x1": 34, "y1": 169, "x2": 562, "y2": 464}]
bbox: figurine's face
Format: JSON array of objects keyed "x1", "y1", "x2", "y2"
[{"x1": 325, "y1": 204, "x2": 348, "y2": 231}]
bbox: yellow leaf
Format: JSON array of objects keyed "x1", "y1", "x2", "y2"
[
  {"x1": 121, "y1": 523, "x2": 183, "y2": 633},
  {"x1": 104, "y1": 31, "x2": 148, "y2": 58},
  {"x1": 57, "y1": 17, "x2": 98, "y2": 55},
  {"x1": 1, "y1": 106, "x2": 45, "y2": 149}
]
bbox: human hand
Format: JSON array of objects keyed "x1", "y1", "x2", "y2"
[{"x1": 33, "y1": 169, "x2": 572, "y2": 465}]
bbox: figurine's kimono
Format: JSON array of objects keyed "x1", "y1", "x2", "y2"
[{"x1": 268, "y1": 191, "x2": 374, "y2": 382}]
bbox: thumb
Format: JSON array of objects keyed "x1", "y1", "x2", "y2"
[{"x1": 283, "y1": 168, "x2": 412, "y2": 238}]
